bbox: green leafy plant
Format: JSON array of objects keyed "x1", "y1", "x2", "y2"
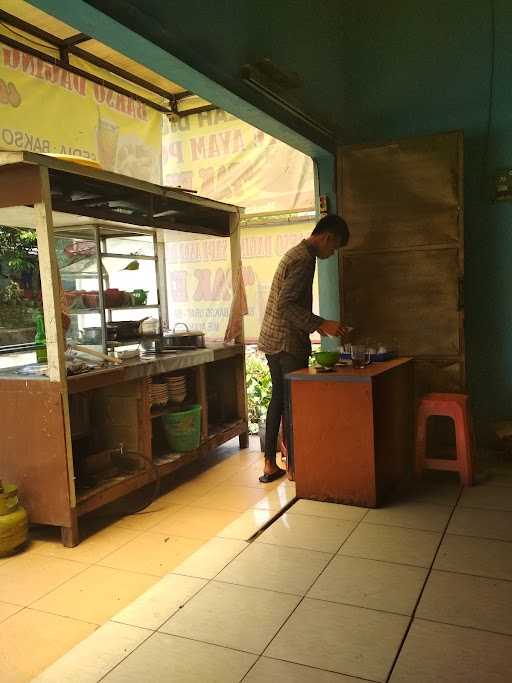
[
  {"x1": 246, "y1": 352, "x2": 272, "y2": 435},
  {"x1": 0, "y1": 227, "x2": 37, "y2": 273}
]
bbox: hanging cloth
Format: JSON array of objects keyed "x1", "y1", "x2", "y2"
[{"x1": 224, "y1": 259, "x2": 248, "y2": 343}]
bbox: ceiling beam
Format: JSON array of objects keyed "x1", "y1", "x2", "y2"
[
  {"x1": 69, "y1": 44, "x2": 189, "y2": 103},
  {"x1": 0, "y1": 7, "x2": 61, "y2": 46},
  {"x1": 0, "y1": 8, "x2": 192, "y2": 109},
  {"x1": 61, "y1": 32, "x2": 90, "y2": 46},
  {"x1": 0, "y1": 32, "x2": 171, "y2": 113}
]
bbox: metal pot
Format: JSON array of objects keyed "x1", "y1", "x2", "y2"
[
  {"x1": 106, "y1": 320, "x2": 143, "y2": 341},
  {"x1": 164, "y1": 323, "x2": 206, "y2": 349}
]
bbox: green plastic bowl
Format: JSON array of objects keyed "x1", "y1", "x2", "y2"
[{"x1": 313, "y1": 351, "x2": 339, "y2": 368}]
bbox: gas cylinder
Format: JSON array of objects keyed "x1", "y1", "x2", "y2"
[{"x1": 0, "y1": 480, "x2": 28, "y2": 556}]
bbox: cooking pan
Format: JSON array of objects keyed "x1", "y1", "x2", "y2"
[{"x1": 164, "y1": 323, "x2": 205, "y2": 349}]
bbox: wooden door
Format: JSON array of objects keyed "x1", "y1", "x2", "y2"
[{"x1": 337, "y1": 131, "x2": 464, "y2": 395}]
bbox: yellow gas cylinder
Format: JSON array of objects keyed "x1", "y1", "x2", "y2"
[{"x1": 0, "y1": 480, "x2": 28, "y2": 556}]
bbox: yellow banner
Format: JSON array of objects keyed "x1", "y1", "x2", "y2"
[
  {"x1": 163, "y1": 110, "x2": 315, "y2": 213},
  {"x1": 165, "y1": 222, "x2": 319, "y2": 343},
  {"x1": 0, "y1": 42, "x2": 162, "y2": 183}
]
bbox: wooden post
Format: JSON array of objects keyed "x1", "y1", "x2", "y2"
[
  {"x1": 195, "y1": 365, "x2": 209, "y2": 440},
  {"x1": 34, "y1": 166, "x2": 77, "y2": 512},
  {"x1": 34, "y1": 167, "x2": 67, "y2": 383},
  {"x1": 229, "y1": 210, "x2": 249, "y2": 448},
  {"x1": 155, "y1": 229, "x2": 169, "y2": 331},
  {"x1": 229, "y1": 210, "x2": 244, "y2": 345}
]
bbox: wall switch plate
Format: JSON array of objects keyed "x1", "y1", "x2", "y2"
[{"x1": 495, "y1": 169, "x2": 512, "y2": 201}]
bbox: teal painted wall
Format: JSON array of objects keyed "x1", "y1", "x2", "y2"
[
  {"x1": 30, "y1": 0, "x2": 512, "y2": 431},
  {"x1": 82, "y1": 0, "x2": 347, "y2": 129},
  {"x1": 340, "y1": 0, "x2": 512, "y2": 435}
]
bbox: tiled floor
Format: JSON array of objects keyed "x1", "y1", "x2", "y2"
[
  {"x1": 32, "y1": 458, "x2": 512, "y2": 683},
  {"x1": 0, "y1": 440, "x2": 292, "y2": 682}
]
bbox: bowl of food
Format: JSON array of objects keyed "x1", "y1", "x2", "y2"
[{"x1": 313, "y1": 351, "x2": 340, "y2": 368}]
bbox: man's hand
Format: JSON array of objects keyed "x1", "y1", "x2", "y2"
[{"x1": 318, "y1": 320, "x2": 351, "y2": 337}]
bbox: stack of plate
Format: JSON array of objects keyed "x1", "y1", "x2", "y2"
[
  {"x1": 166, "y1": 375, "x2": 187, "y2": 404},
  {"x1": 150, "y1": 382, "x2": 168, "y2": 407}
]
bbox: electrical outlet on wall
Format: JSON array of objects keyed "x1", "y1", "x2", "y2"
[{"x1": 495, "y1": 169, "x2": 512, "y2": 201}]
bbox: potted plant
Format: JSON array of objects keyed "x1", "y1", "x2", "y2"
[{"x1": 245, "y1": 352, "x2": 272, "y2": 451}]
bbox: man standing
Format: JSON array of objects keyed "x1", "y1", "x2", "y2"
[{"x1": 257, "y1": 214, "x2": 350, "y2": 482}]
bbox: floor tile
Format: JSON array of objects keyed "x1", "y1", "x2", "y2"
[
  {"x1": 172, "y1": 537, "x2": 248, "y2": 579},
  {"x1": 289, "y1": 499, "x2": 368, "y2": 521},
  {"x1": 98, "y1": 532, "x2": 203, "y2": 576},
  {"x1": 488, "y1": 467, "x2": 512, "y2": 487},
  {"x1": 0, "y1": 554, "x2": 87, "y2": 606},
  {"x1": 402, "y1": 479, "x2": 461, "y2": 506},
  {"x1": 365, "y1": 501, "x2": 452, "y2": 532},
  {"x1": 160, "y1": 580, "x2": 300, "y2": 654},
  {"x1": 339, "y1": 523, "x2": 441, "y2": 567},
  {"x1": 31, "y1": 565, "x2": 157, "y2": 624},
  {"x1": 27, "y1": 524, "x2": 139, "y2": 564},
  {"x1": 191, "y1": 484, "x2": 267, "y2": 512},
  {"x1": 0, "y1": 601, "x2": 22, "y2": 623},
  {"x1": 435, "y1": 534, "x2": 512, "y2": 580},
  {"x1": 223, "y1": 462, "x2": 282, "y2": 489},
  {"x1": 212, "y1": 449, "x2": 262, "y2": 470},
  {"x1": 102, "y1": 632, "x2": 257, "y2": 682},
  {"x1": 448, "y1": 507, "x2": 512, "y2": 542},
  {"x1": 265, "y1": 598, "x2": 408, "y2": 682},
  {"x1": 244, "y1": 657, "x2": 370, "y2": 682},
  {"x1": 192, "y1": 466, "x2": 238, "y2": 489},
  {"x1": 112, "y1": 573, "x2": 207, "y2": 630},
  {"x1": 33, "y1": 621, "x2": 150, "y2": 683},
  {"x1": 113, "y1": 502, "x2": 183, "y2": 532},
  {"x1": 389, "y1": 619, "x2": 512, "y2": 682},
  {"x1": 459, "y1": 483, "x2": 512, "y2": 511},
  {"x1": 252, "y1": 483, "x2": 296, "y2": 511},
  {"x1": 217, "y1": 508, "x2": 277, "y2": 540},
  {"x1": 308, "y1": 555, "x2": 427, "y2": 615},
  {"x1": 156, "y1": 479, "x2": 216, "y2": 505},
  {"x1": 0, "y1": 554, "x2": 14, "y2": 568},
  {"x1": 149, "y1": 505, "x2": 241, "y2": 540},
  {"x1": 417, "y1": 569, "x2": 512, "y2": 635},
  {"x1": 0, "y1": 608, "x2": 96, "y2": 683},
  {"x1": 256, "y1": 512, "x2": 356, "y2": 553},
  {"x1": 217, "y1": 542, "x2": 331, "y2": 595}
]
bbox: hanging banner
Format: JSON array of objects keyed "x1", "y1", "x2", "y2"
[
  {"x1": 162, "y1": 110, "x2": 315, "y2": 213},
  {"x1": 0, "y1": 42, "x2": 162, "y2": 183},
  {"x1": 165, "y1": 222, "x2": 320, "y2": 343}
]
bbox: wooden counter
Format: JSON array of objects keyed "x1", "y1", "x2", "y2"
[
  {"x1": 288, "y1": 359, "x2": 414, "y2": 507},
  {"x1": 0, "y1": 344, "x2": 248, "y2": 545}
]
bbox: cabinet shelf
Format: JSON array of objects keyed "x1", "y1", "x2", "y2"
[
  {"x1": 100, "y1": 252, "x2": 156, "y2": 261},
  {"x1": 68, "y1": 304, "x2": 159, "y2": 315}
]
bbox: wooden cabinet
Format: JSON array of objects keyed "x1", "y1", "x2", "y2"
[
  {"x1": 0, "y1": 152, "x2": 247, "y2": 546},
  {"x1": 289, "y1": 359, "x2": 414, "y2": 507}
]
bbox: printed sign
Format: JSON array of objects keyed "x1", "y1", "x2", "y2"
[
  {"x1": 165, "y1": 222, "x2": 319, "y2": 343},
  {"x1": 163, "y1": 109, "x2": 315, "y2": 213},
  {"x1": 0, "y1": 41, "x2": 162, "y2": 183}
]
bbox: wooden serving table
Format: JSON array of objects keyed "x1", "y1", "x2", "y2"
[
  {"x1": 288, "y1": 358, "x2": 414, "y2": 507},
  {"x1": 0, "y1": 151, "x2": 247, "y2": 546}
]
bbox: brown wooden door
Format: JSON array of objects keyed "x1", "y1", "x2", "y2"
[{"x1": 337, "y1": 131, "x2": 464, "y2": 395}]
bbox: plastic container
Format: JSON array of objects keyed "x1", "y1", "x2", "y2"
[
  {"x1": 162, "y1": 404, "x2": 201, "y2": 452},
  {"x1": 0, "y1": 483, "x2": 28, "y2": 556}
]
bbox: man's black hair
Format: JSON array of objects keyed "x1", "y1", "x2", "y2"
[{"x1": 312, "y1": 214, "x2": 349, "y2": 244}]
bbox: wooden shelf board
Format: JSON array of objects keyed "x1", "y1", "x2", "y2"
[{"x1": 76, "y1": 419, "x2": 247, "y2": 517}]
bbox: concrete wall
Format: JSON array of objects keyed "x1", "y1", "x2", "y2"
[
  {"x1": 31, "y1": 0, "x2": 512, "y2": 432},
  {"x1": 340, "y1": 0, "x2": 512, "y2": 435}
]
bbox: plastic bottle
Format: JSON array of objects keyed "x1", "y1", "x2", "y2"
[{"x1": 34, "y1": 312, "x2": 47, "y2": 363}]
